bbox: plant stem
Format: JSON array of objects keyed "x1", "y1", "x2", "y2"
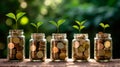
[
  {"x1": 37, "y1": 28, "x2": 38, "y2": 33},
  {"x1": 57, "y1": 27, "x2": 59, "y2": 33},
  {"x1": 15, "y1": 19, "x2": 17, "y2": 29}
]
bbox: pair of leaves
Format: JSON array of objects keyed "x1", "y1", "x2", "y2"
[
  {"x1": 31, "y1": 22, "x2": 43, "y2": 29},
  {"x1": 49, "y1": 19, "x2": 65, "y2": 28},
  {"x1": 99, "y1": 23, "x2": 110, "y2": 29},
  {"x1": 73, "y1": 20, "x2": 86, "y2": 32},
  {"x1": 6, "y1": 12, "x2": 26, "y2": 22}
]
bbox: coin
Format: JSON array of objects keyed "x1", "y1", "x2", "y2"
[
  {"x1": 77, "y1": 52, "x2": 83, "y2": 57},
  {"x1": 78, "y1": 46, "x2": 85, "y2": 52},
  {"x1": 8, "y1": 43, "x2": 14, "y2": 49},
  {"x1": 97, "y1": 43, "x2": 104, "y2": 50},
  {"x1": 52, "y1": 47, "x2": 59, "y2": 53},
  {"x1": 57, "y1": 42, "x2": 64, "y2": 49},
  {"x1": 104, "y1": 41, "x2": 111, "y2": 48},
  {"x1": 59, "y1": 52, "x2": 66, "y2": 60},
  {"x1": 12, "y1": 37, "x2": 20, "y2": 44},
  {"x1": 16, "y1": 52, "x2": 23, "y2": 60},
  {"x1": 84, "y1": 50, "x2": 89, "y2": 57},
  {"x1": 74, "y1": 41, "x2": 80, "y2": 48},
  {"x1": 97, "y1": 50, "x2": 105, "y2": 56},
  {"x1": 36, "y1": 51, "x2": 44, "y2": 58},
  {"x1": 30, "y1": 44, "x2": 36, "y2": 51},
  {"x1": 105, "y1": 50, "x2": 111, "y2": 58}
]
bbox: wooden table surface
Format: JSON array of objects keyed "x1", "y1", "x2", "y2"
[{"x1": 0, "y1": 59, "x2": 120, "y2": 67}]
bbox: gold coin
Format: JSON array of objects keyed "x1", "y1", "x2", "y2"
[
  {"x1": 36, "y1": 51, "x2": 44, "y2": 58},
  {"x1": 105, "y1": 50, "x2": 111, "y2": 58},
  {"x1": 84, "y1": 50, "x2": 89, "y2": 57},
  {"x1": 57, "y1": 42, "x2": 64, "y2": 49},
  {"x1": 78, "y1": 46, "x2": 85, "y2": 52},
  {"x1": 30, "y1": 44, "x2": 36, "y2": 51},
  {"x1": 8, "y1": 43, "x2": 14, "y2": 49},
  {"x1": 77, "y1": 52, "x2": 83, "y2": 57},
  {"x1": 104, "y1": 41, "x2": 111, "y2": 48},
  {"x1": 12, "y1": 37, "x2": 20, "y2": 44},
  {"x1": 97, "y1": 50, "x2": 105, "y2": 56},
  {"x1": 59, "y1": 52, "x2": 66, "y2": 60},
  {"x1": 97, "y1": 43, "x2": 104, "y2": 50},
  {"x1": 74, "y1": 41, "x2": 80, "y2": 48},
  {"x1": 52, "y1": 47, "x2": 59, "y2": 53},
  {"x1": 16, "y1": 52, "x2": 23, "y2": 60}
]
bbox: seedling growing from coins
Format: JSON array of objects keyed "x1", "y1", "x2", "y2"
[
  {"x1": 49, "y1": 19, "x2": 65, "y2": 33},
  {"x1": 31, "y1": 22, "x2": 43, "y2": 33},
  {"x1": 73, "y1": 20, "x2": 86, "y2": 33},
  {"x1": 99, "y1": 23, "x2": 110, "y2": 32},
  {"x1": 6, "y1": 12, "x2": 26, "y2": 29}
]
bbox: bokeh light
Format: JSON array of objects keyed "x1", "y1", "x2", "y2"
[
  {"x1": 20, "y1": 1, "x2": 27, "y2": 9},
  {"x1": 20, "y1": 16, "x2": 29, "y2": 25},
  {"x1": 40, "y1": 7, "x2": 48, "y2": 15}
]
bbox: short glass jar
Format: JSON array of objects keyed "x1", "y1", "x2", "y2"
[
  {"x1": 94, "y1": 32, "x2": 112, "y2": 62},
  {"x1": 72, "y1": 34, "x2": 90, "y2": 62},
  {"x1": 50, "y1": 33, "x2": 68, "y2": 61},
  {"x1": 29, "y1": 33, "x2": 46, "y2": 61},
  {"x1": 7, "y1": 30, "x2": 25, "y2": 61}
]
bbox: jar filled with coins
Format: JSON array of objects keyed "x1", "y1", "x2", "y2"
[
  {"x1": 94, "y1": 32, "x2": 112, "y2": 62},
  {"x1": 7, "y1": 30, "x2": 25, "y2": 61},
  {"x1": 72, "y1": 34, "x2": 90, "y2": 62},
  {"x1": 50, "y1": 33, "x2": 68, "y2": 61},
  {"x1": 29, "y1": 33, "x2": 46, "y2": 61}
]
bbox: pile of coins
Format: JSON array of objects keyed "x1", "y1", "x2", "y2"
[
  {"x1": 95, "y1": 39, "x2": 112, "y2": 61},
  {"x1": 51, "y1": 41, "x2": 67, "y2": 61},
  {"x1": 73, "y1": 38, "x2": 90, "y2": 61},
  {"x1": 8, "y1": 37, "x2": 24, "y2": 61},
  {"x1": 30, "y1": 40, "x2": 46, "y2": 61}
]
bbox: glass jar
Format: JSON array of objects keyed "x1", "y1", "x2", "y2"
[
  {"x1": 72, "y1": 34, "x2": 90, "y2": 62},
  {"x1": 29, "y1": 33, "x2": 46, "y2": 61},
  {"x1": 50, "y1": 33, "x2": 68, "y2": 61},
  {"x1": 7, "y1": 30, "x2": 25, "y2": 61},
  {"x1": 94, "y1": 32, "x2": 112, "y2": 62}
]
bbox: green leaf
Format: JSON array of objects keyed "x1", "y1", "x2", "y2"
[
  {"x1": 6, "y1": 13, "x2": 16, "y2": 20},
  {"x1": 37, "y1": 22, "x2": 43, "y2": 28},
  {"x1": 73, "y1": 25, "x2": 79, "y2": 30},
  {"x1": 16, "y1": 12, "x2": 26, "y2": 21},
  {"x1": 105, "y1": 24, "x2": 110, "y2": 28},
  {"x1": 99, "y1": 23, "x2": 105, "y2": 28},
  {"x1": 75, "y1": 20, "x2": 81, "y2": 25},
  {"x1": 80, "y1": 26, "x2": 85, "y2": 30},
  {"x1": 49, "y1": 21, "x2": 58, "y2": 27},
  {"x1": 31, "y1": 23, "x2": 37, "y2": 28},
  {"x1": 57, "y1": 19, "x2": 65, "y2": 27},
  {"x1": 80, "y1": 20, "x2": 86, "y2": 25}
]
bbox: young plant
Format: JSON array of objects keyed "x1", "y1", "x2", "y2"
[
  {"x1": 6, "y1": 12, "x2": 26, "y2": 29},
  {"x1": 73, "y1": 20, "x2": 86, "y2": 33},
  {"x1": 31, "y1": 22, "x2": 43, "y2": 33},
  {"x1": 99, "y1": 22, "x2": 110, "y2": 32},
  {"x1": 49, "y1": 19, "x2": 65, "y2": 33}
]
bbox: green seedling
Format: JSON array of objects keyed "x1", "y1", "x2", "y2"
[
  {"x1": 6, "y1": 12, "x2": 26, "y2": 29},
  {"x1": 99, "y1": 23, "x2": 110, "y2": 32},
  {"x1": 49, "y1": 19, "x2": 65, "y2": 33},
  {"x1": 31, "y1": 22, "x2": 43, "y2": 33},
  {"x1": 73, "y1": 20, "x2": 86, "y2": 33}
]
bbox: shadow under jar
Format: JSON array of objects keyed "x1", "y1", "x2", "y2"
[
  {"x1": 29, "y1": 33, "x2": 46, "y2": 61},
  {"x1": 51, "y1": 33, "x2": 68, "y2": 61},
  {"x1": 94, "y1": 32, "x2": 112, "y2": 62},
  {"x1": 72, "y1": 34, "x2": 90, "y2": 62},
  {"x1": 7, "y1": 30, "x2": 25, "y2": 61}
]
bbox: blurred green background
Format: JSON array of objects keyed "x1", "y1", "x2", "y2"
[{"x1": 0, "y1": 0, "x2": 120, "y2": 59}]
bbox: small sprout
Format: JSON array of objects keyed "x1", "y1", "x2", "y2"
[
  {"x1": 6, "y1": 12, "x2": 26, "y2": 29},
  {"x1": 31, "y1": 22, "x2": 43, "y2": 33},
  {"x1": 49, "y1": 19, "x2": 65, "y2": 33},
  {"x1": 73, "y1": 20, "x2": 86, "y2": 33},
  {"x1": 99, "y1": 23, "x2": 110, "y2": 32}
]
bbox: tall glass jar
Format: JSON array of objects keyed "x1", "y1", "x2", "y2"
[
  {"x1": 72, "y1": 34, "x2": 90, "y2": 62},
  {"x1": 7, "y1": 30, "x2": 25, "y2": 61},
  {"x1": 50, "y1": 33, "x2": 68, "y2": 61},
  {"x1": 94, "y1": 32, "x2": 112, "y2": 62},
  {"x1": 29, "y1": 33, "x2": 46, "y2": 61}
]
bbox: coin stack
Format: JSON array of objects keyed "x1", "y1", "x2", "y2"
[
  {"x1": 72, "y1": 34, "x2": 90, "y2": 61},
  {"x1": 7, "y1": 30, "x2": 25, "y2": 61},
  {"x1": 94, "y1": 32, "x2": 112, "y2": 62},
  {"x1": 51, "y1": 33, "x2": 68, "y2": 61},
  {"x1": 29, "y1": 33, "x2": 46, "y2": 61}
]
